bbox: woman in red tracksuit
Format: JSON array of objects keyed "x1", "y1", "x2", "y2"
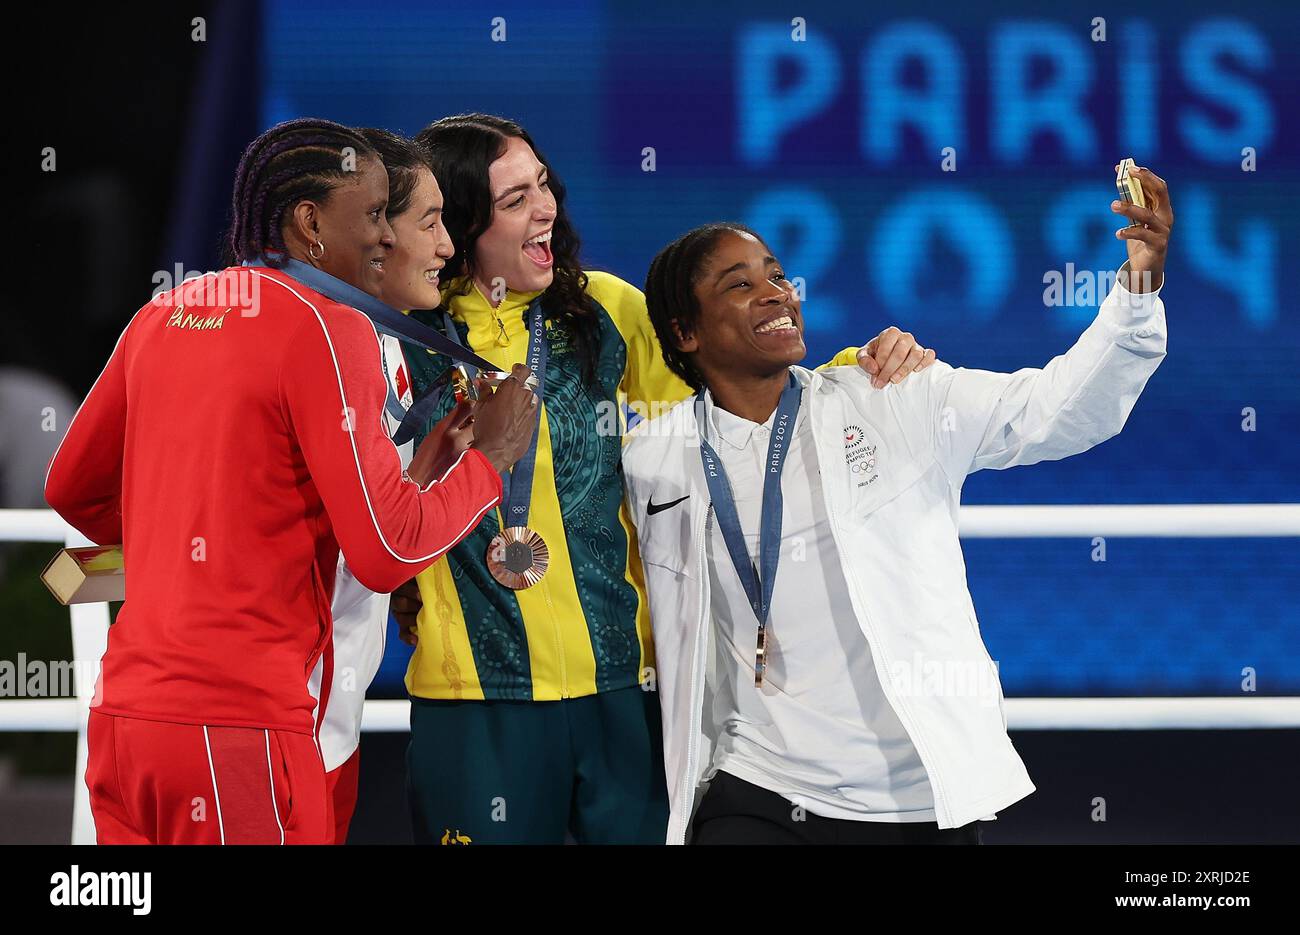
[
  {"x1": 44, "y1": 118, "x2": 536, "y2": 844},
  {"x1": 316, "y1": 127, "x2": 468, "y2": 844}
]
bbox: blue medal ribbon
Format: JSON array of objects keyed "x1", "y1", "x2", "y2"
[
  {"x1": 243, "y1": 257, "x2": 503, "y2": 444},
  {"x1": 247, "y1": 256, "x2": 548, "y2": 523},
  {"x1": 694, "y1": 371, "x2": 802, "y2": 684},
  {"x1": 252, "y1": 258, "x2": 499, "y2": 371},
  {"x1": 440, "y1": 300, "x2": 548, "y2": 527}
]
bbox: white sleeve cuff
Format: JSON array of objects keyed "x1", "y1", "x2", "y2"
[{"x1": 1101, "y1": 259, "x2": 1164, "y2": 334}]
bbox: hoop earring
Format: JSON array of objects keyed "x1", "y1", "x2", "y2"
[{"x1": 309, "y1": 240, "x2": 325, "y2": 260}]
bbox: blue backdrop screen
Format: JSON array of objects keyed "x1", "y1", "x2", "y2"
[{"x1": 261, "y1": 0, "x2": 1300, "y2": 695}]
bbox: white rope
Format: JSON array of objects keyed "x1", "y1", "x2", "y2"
[
  {"x1": 0, "y1": 699, "x2": 81, "y2": 730},
  {"x1": 1003, "y1": 696, "x2": 1300, "y2": 730},
  {"x1": 4, "y1": 697, "x2": 1299, "y2": 732},
  {"x1": 8, "y1": 505, "x2": 1300, "y2": 542},
  {"x1": 957, "y1": 503, "x2": 1300, "y2": 537},
  {"x1": 0, "y1": 509, "x2": 69, "y2": 542}
]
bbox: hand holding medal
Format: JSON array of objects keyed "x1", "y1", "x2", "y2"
[
  {"x1": 437, "y1": 299, "x2": 552, "y2": 590},
  {"x1": 469, "y1": 361, "x2": 551, "y2": 590},
  {"x1": 451, "y1": 367, "x2": 538, "y2": 404},
  {"x1": 466, "y1": 363, "x2": 539, "y2": 474}
]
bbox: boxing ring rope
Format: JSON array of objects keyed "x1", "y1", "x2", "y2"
[
  {"x1": 3, "y1": 505, "x2": 1300, "y2": 844},
  {"x1": 7, "y1": 696, "x2": 1300, "y2": 733}
]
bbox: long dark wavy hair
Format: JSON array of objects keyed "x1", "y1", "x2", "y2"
[{"x1": 414, "y1": 114, "x2": 601, "y2": 384}]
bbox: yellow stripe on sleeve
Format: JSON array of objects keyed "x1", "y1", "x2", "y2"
[{"x1": 818, "y1": 345, "x2": 863, "y2": 369}]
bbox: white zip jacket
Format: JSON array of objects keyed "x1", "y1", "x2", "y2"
[{"x1": 623, "y1": 272, "x2": 1167, "y2": 844}]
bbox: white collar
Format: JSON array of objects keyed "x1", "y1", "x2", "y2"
[{"x1": 702, "y1": 388, "x2": 781, "y2": 451}]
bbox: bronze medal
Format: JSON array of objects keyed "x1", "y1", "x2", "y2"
[
  {"x1": 486, "y1": 526, "x2": 549, "y2": 589},
  {"x1": 478, "y1": 300, "x2": 549, "y2": 590}
]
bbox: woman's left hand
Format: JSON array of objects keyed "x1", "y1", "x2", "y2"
[
  {"x1": 856, "y1": 327, "x2": 937, "y2": 389},
  {"x1": 1111, "y1": 164, "x2": 1172, "y2": 294}
]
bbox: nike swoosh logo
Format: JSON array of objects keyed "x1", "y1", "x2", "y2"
[{"x1": 647, "y1": 495, "x2": 690, "y2": 515}]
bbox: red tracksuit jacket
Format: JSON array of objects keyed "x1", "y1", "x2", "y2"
[{"x1": 45, "y1": 267, "x2": 501, "y2": 735}]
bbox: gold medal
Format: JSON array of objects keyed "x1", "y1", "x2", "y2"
[
  {"x1": 486, "y1": 526, "x2": 549, "y2": 589},
  {"x1": 451, "y1": 366, "x2": 515, "y2": 404},
  {"x1": 451, "y1": 365, "x2": 473, "y2": 404}
]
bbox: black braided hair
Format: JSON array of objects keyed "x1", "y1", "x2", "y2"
[
  {"x1": 644, "y1": 222, "x2": 767, "y2": 394},
  {"x1": 414, "y1": 113, "x2": 601, "y2": 385},
  {"x1": 225, "y1": 118, "x2": 378, "y2": 266},
  {"x1": 356, "y1": 128, "x2": 432, "y2": 220}
]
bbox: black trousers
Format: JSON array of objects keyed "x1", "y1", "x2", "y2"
[{"x1": 690, "y1": 771, "x2": 984, "y2": 845}]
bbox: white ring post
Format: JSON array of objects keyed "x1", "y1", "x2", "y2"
[{"x1": 64, "y1": 526, "x2": 109, "y2": 846}]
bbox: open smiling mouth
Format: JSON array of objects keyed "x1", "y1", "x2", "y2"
[
  {"x1": 754, "y1": 313, "x2": 798, "y2": 335},
  {"x1": 523, "y1": 230, "x2": 553, "y2": 268}
]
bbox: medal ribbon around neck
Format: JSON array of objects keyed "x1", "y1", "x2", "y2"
[
  {"x1": 244, "y1": 257, "x2": 500, "y2": 446},
  {"x1": 441, "y1": 299, "x2": 550, "y2": 589},
  {"x1": 694, "y1": 371, "x2": 802, "y2": 685}
]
